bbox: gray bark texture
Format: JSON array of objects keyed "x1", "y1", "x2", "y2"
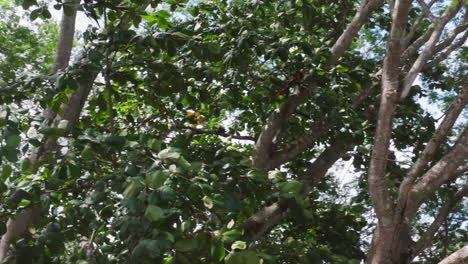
[
  {"x1": 0, "y1": 1, "x2": 81, "y2": 261},
  {"x1": 439, "y1": 245, "x2": 468, "y2": 264},
  {"x1": 366, "y1": 0, "x2": 467, "y2": 261}
]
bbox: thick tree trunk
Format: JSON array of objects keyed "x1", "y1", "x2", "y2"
[{"x1": 367, "y1": 223, "x2": 414, "y2": 264}]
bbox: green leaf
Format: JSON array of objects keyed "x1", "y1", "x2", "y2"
[
  {"x1": 0, "y1": 182, "x2": 7, "y2": 193},
  {"x1": 81, "y1": 145, "x2": 94, "y2": 160},
  {"x1": 123, "y1": 180, "x2": 145, "y2": 198},
  {"x1": 225, "y1": 250, "x2": 261, "y2": 264},
  {"x1": 38, "y1": 127, "x2": 65, "y2": 138},
  {"x1": 102, "y1": 136, "x2": 126, "y2": 147},
  {"x1": 87, "y1": 50, "x2": 103, "y2": 63},
  {"x1": 41, "y1": 8, "x2": 51, "y2": 19},
  {"x1": 222, "y1": 230, "x2": 243, "y2": 243},
  {"x1": 211, "y1": 238, "x2": 226, "y2": 262},
  {"x1": 132, "y1": 239, "x2": 162, "y2": 259},
  {"x1": 30, "y1": 7, "x2": 42, "y2": 21},
  {"x1": 206, "y1": 42, "x2": 221, "y2": 54},
  {"x1": 0, "y1": 108, "x2": 8, "y2": 126},
  {"x1": 9, "y1": 189, "x2": 31, "y2": 205},
  {"x1": 175, "y1": 238, "x2": 198, "y2": 252},
  {"x1": 337, "y1": 66, "x2": 349, "y2": 72},
  {"x1": 1, "y1": 165, "x2": 13, "y2": 181},
  {"x1": 4, "y1": 149, "x2": 19, "y2": 162},
  {"x1": 22, "y1": 0, "x2": 38, "y2": 9},
  {"x1": 6, "y1": 135, "x2": 21, "y2": 147},
  {"x1": 176, "y1": 157, "x2": 191, "y2": 169},
  {"x1": 124, "y1": 165, "x2": 139, "y2": 176},
  {"x1": 18, "y1": 200, "x2": 31, "y2": 206},
  {"x1": 21, "y1": 158, "x2": 31, "y2": 172},
  {"x1": 279, "y1": 180, "x2": 303, "y2": 195},
  {"x1": 146, "y1": 170, "x2": 169, "y2": 189},
  {"x1": 171, "y1": 32, "x2": 191, "y2": 41},
  {"x1": 145, "y1": 205, "x2": 165, "y2": 222},
  {"x1": 246, "y1": 169, "x2": 268, "y2": 182},
  {"x1": 141, "y1": 14, "x2": 156, "y2": 22}
]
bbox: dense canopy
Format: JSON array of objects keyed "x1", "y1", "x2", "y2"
[{"x1": 0, "y1": 0, "x2": 467, "y2": 263}]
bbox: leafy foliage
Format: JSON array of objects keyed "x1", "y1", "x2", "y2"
[{"x1": 0, "y1": 0, "x2": 466, "y2": 263}]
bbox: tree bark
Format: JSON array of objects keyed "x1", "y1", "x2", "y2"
[
  {"x1": 242, "y1": 138, "x2": 353, "y2": 240},
  {"x1": 439, "y1": 245, "x2": 468, "y2": 264},
  {"x1": 0, "y1": 1, "x2": 80, "y2": 261},
  {"x1": 410, "y1": 185, "x2": 468, "y2": 259},
  {"x1": 0, "y1": 1, "x2": 154, "y2": 260},
  {"x1": 366, "y1": 1, "x2": 413, "y2": 263}
]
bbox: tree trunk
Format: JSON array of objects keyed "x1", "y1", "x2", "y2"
[
  {"x1": 367, "y1": 223, "x2": 414, "y2": 264},
  {"x1": 0, "y1": 0, "x2": 79, "y2": 261}
]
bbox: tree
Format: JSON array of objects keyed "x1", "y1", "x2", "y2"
[{"x1": 0, "y1": 0, "x2": 466, "y2": 263}]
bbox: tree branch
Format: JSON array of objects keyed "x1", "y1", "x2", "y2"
[
  {"x1": 253, "y1": 0, "x2": 384, "y2": 170},
  {"x1": 403, "y1": 0, "x2": 437, "y2": 49},
  {"x1": 400, "y1": 0, "x2": 467, "y2": 100},
  {"x1": 241, "y1": 138, "x2": 353, "y2": 240},
  {"x1": 416, "y1": 0, "x2": 437, "y2": 21},
  {"x1": 424, "y1": 31, "x2": 468, "y2": 70},
  {"x1": 401, "y1": 29, "x2": 432, "y2": 63},
  {"x1": 396, "y1": 86, "x2": 467, "y2": 216},
  {"x1": 45, "y1": 0, "x2": 80, "y2": 121},
  {"x1": 267, "y1": 80, "x2": 372, "y2": 170},
  {"x1": 432, "y1": 12, "x2": 468, "y2": 54},
  {"x1": 411, "y1": 185, "x2": 468, "y2": 259},
  {"x1": 266, "y1": 121, "x2": 329, "y2": 170},
  {"x1": 368, "y1": 0, "x2": 413, "y2": 224},
  {"x1": 252, "y1": 84, "x2": 314, "y2": 170},
  {"x1": 439, "y1": 245, "x2": 468, "y2": 264},
  {"x1": 329, "y1": 0, "x2": 385, "y2": 65},
  {"x1": 239, "y1": 199, "x2": 289, "y2": 241},
  {"x1": 0, "y1": 1, "x2": 80, "y2": 261},
  {"x1": 178, "y1": 125, "x2": 256, "y2": 141},
  {"x1": 405, "y1": 128, "x2": 468, "y2": 215}
]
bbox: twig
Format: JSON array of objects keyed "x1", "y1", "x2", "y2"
[{"x1": 177, "y1": 125, "x2": 256, "y2": 141}]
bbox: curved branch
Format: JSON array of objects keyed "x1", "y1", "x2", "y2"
[
  {"x1": 396, "y1": 86, "x2": 467, "y2": 215},
  {"x1": 433, "y1": 12, "x2": 468, "y2": 54},
  {"x1": 267, "y1": 80, "x2": 372, "y2": 170},
  {"x1": 416, "y1": 0, "x2": 437, "y2": 21},
  {"x1": 401, "y1": 1, "x2": 465, "y2": 64},
  {"x1": 329, "y1": 0, "x2": 385, "y2": 65},
  {"x1": 403, "y1": 0, "x2": 437, "y2": 48},
  {"x1": 253, "y1": 0, "x2": 383, "y2": 170},
  {"x1": 424, "y1": 31, "x2": 468, "y2": 70},
  {"x1": 252, "y1": 84, "x2": 314, "y2": 170},
  {"x1": 241, "y1": 138, "x2": 353, "y2": 240},
  {"x1": 439, "y1": 245, "x2": 468, "y2": 264},
  {"x1": 411, "y1": 185, "x2": 468, "y2": 259},
  {"x1": 400, "y1": 0, "x2": 467, "y2": 99},
  {"x1": 405, "y1": 128, "x2": 468, "y2": 216}
]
